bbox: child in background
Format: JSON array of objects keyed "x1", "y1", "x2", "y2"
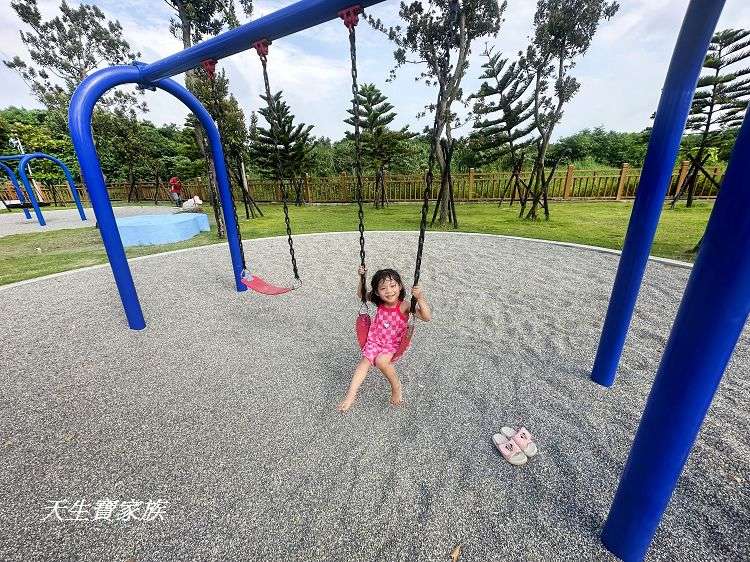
[{"x1": 168, "y1": 176, "x2": 183, "y2": 207}]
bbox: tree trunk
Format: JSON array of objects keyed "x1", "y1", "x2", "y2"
[
  {"x1": 238, "y1": 156, "x2": 252, "y2": 219},
  {"x1": 685, "y1": 160, "x2": 700, "y2": 207},
  {"x1": 437, "y1": 147, "x2": 449, "y2": 224},
  {"x1": 295, "y1": 176, "x2": 304, "y2": 206},
  {"x1": 177, "y1": 4, "x2": 224, "y2": 234},
  {"x1": 206, "y1": 154, "x2": 225, "y2": 237},
  {"x1": 127, "y1": 164, "x2": 135, "y2": 203},
  {"x1": 527, "y1": 134, "x2": 553, "y2": 220}
]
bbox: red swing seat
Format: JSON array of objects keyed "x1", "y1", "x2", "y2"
[
  {"x1": 241, "y1": 273, "x2": 296, "y2": 296},
  {"x1": 356, "y1": 311, "x2": 413, "y2": 364}
]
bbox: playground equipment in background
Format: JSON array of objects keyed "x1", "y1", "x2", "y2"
[
  {"x1": 0, "y1": 161, "x2": 34, "y2": 220},
  {"x1": 0, "y1": 153, "x2": 87, "y2": 226},
  {"x1": 66, "y1": 0, "x2": 747, "y2": 561}
]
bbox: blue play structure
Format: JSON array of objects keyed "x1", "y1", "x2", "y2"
[
  {"x1": 0, "y1": 152, "x2": 87, "y2": 226},
  {"x1": 0, "y1": 160, "x2": 31, "y2": 220},
  {"x1": 66, "y1": 0, "x2": 746, "y2": 560},
  {"x1": 116, "y1": 213, "x2": 210, "y2": 247}
]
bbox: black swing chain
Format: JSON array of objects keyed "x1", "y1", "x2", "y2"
[
  {"x1": 257, "y1": 46, "x2": 300, "y2": 283},
  {"x1": 206, "y1": 66, "x2": 248, "y2": 272},
  {"x1": 411, "y1": 82, "x2": 442, "y2": 314},
  {"x1": 345, "y1": 13, "x2": 368, "y2": 304},
  {"x1": 411, "y1": 1, "x2": 460, "y2": 313}
]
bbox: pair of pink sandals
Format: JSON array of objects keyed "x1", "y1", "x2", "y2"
[{"x1": 492, "y1": 426, "x2": 539, "y2": 466}]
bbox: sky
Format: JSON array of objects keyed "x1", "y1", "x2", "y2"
[{"x1": 0, "y1": 0, "x2": 749, "y2": 142}]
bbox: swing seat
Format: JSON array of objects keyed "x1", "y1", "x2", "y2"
[
  {"x1": 355, "y1": 313, "x2": 413, "y2": 364},
  {"x1": 356, "y1": 312, "x2": 371, "y2": 348},
  {"x1": 391, "y1": 323, "x2": 414, "y2": 363},
  {"x1": 241, "y1": 274, "x2": 294, "y2": 296}
]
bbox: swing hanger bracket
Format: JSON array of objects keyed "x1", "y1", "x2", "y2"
[
  {"x1": 200, "y1": 59, "x2": 218, "y2": 80},
  {"x1": 252, "y1": 39, "x2": 271, "y2": 61},
  {"x1": 338, "y1": 5, "x2": 363, "y2": 30}
]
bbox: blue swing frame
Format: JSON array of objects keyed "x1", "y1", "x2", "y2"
[{"x1": 0, "y1": 152, "x2": 88, "y2": 226}]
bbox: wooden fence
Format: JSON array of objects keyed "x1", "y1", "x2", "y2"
[{"x1": 0, "y1": 161, "x2": 725, "y2": 206}]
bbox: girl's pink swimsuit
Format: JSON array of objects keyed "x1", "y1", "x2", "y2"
[{"x1": 362, "y1": 301, "x2": 409, "y2": 364}]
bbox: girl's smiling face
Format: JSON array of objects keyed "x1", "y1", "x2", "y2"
[{"x1": 377, "y1": 277, "x2": 402, "y2": 305}]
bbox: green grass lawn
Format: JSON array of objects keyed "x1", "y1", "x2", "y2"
[{"x1": 0, "y1": 200, "x2": 712, "y2": 286}]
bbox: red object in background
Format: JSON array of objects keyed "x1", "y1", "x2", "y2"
[{"x1": 169, "y1": 177, "x2": 183, "y2": 194}]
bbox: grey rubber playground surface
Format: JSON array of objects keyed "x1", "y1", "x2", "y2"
[
  {"x1": 1, "y1": 232, "x2": 748, "y2": 561},
  {"x1": 0, "y1": 205, "x2": 179, "y2": 237}
]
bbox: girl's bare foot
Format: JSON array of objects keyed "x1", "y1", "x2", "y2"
[
  {"x1": 337, "y1": 396, "x2": 355, "y2": 412},
  {"x1": 390, "y1": 383, "x2": 403, "y2": 406}
]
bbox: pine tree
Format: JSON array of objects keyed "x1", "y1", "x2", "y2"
[
  {"x1": 248, "y1": 91, "x2": 314, "y2": 205},
  {"x1": 345, "y1": 83, "x2": 415, "y2": 208},
  {"x1": 471, "y1": 48, "x2": 537, "y2": 205},
  {"x1": 675, "y1": 28, "x2": 750, "y2": 208}
]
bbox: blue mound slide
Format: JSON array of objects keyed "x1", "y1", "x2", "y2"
[{"x1": 115, "y1": 213, "x2": 210, "y2": 247}]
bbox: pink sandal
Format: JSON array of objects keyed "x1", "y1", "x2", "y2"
[
  {"x1": 501, "y1": 426, "x2": 538, "y2": 457},
  {"x1": 492, "y1": 433, "x2": 528, "y2": 466}
]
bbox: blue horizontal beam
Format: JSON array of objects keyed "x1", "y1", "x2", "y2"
[{"x1": 141, "y1": 0, "x2": 386, "y2": 82}]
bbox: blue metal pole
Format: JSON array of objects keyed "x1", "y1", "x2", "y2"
[
  {"x1": 601, "y1": 109, "x2": 750, "y2": 561},
  {"x1": 590, "y1": 0, "x2": 725, "y2": 387},
  {"x1": 69, "y1": 65, "x2": 246, "y2": 329},
  {"x1": 0, "y1": 162, "x2": 31, "y2": 220},
  {"x1": 69, "y1": 66, "x2": 145, "y2": 329},
  {"x1": 18, "y1": 153, "x2": 87, "y2": 221},
  {"x1": 140, "y1": 0, "x2": 387, "y2": 82},
  {"x1": 156, "y1": 78, "x2": 246, "y2": 292}
]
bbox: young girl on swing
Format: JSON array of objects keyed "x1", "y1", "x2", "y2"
[{"x1": 337, "y1": 266, "x2": 432, "y2": 412}]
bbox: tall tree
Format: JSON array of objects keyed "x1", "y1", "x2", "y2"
[
  {"x1": 4, "y1": 0, "x2": 142, "y2": 113},
  {"x1": 674, "y1": 28, "x2": 750, "y2": 208},
  {"x1": 345, "y1": 83, "x2": 415, "y2": 208},
  {"x1": 369, "y1": 0, "x2": 506, "y2": 224},
  {"x1": 522, "y1": 0, "x2": 619, "y2": 220},
  {"x1": 189, "y1": 66, "x2": 250, "y2": 200},
  {"x1": 248, "y1": 91, "x2": 314, "y2": 205},
  {"x1": 471, "y1": 47, "x2": 537, "y2": 205},
  {"x1": 165, "y1": 0, "x2": 253, "y2": 234}
]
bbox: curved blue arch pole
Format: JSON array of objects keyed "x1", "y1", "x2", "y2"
[
  {"x1": 68, "y1": 65, "x2": 245, "y2": 330},
  {"x1": 17, "y1": 153, "x2": 87, "y2": 221},
  {"x1": 601, "y1": 109, "x2": 750, "y2": 561},
  {"x1": 0, "y1": 161, "x2": 32, "y2": 220},
  {"x1": 590, "y1": 0, "x2": 725, "y2": 387}
]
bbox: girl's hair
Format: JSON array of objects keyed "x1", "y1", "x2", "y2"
[{"x1": 368, "y1": 268, "x2": 406, "y2": 305}]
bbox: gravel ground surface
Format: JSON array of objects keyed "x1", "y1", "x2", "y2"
[
  {"x1": 1, "y1": 232, "x2": 748, "y2": 562},
  {"x1": 0, "y1": 205, "x2": 179, "y2": 237}
]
